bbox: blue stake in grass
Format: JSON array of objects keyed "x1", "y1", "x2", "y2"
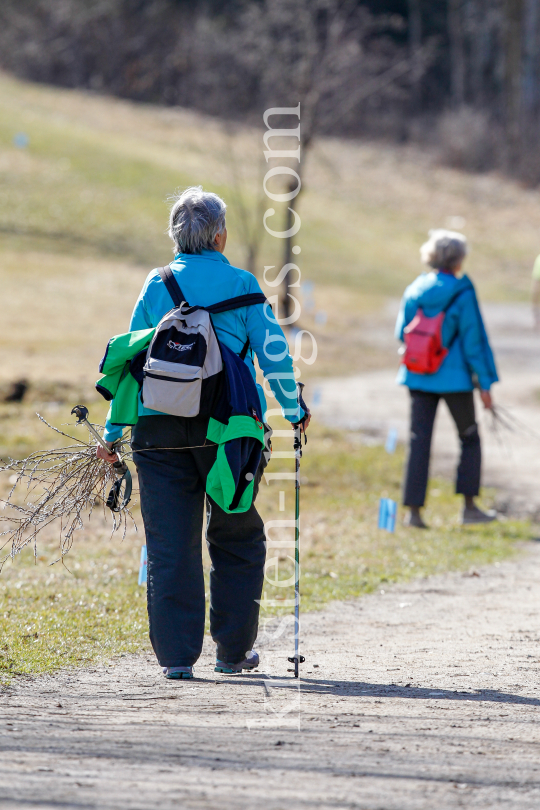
[
  {"x1": 385, "y1": 428, "x2": 398, "y2": 454},
  {"x1": 138, "y1": 545, "x2": 147, "y2": 585},
  {"x1": 302, "y1": 280, "x2": 315, "y2": 313},
  {"x1": 13, "y1": 132, "x2": 29, "y2": 148},
  {"x1": 378, "y1": 498, "x2": 397, "y2": 532}
]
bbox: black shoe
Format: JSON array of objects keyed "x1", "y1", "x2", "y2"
[
  {"x1": 215, "y1": 650, "x2": 259, "y2": 675},
  {"x1": 405, "y1": 509, "x2": 429, "y2": 529}
]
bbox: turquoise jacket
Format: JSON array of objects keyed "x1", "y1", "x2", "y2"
[
  {"x1": 395, "y1": 271, "x2": 499, "y2": 393},
  {"x1": 103, "y1": 250, "x2": 303, "y2": 441}
]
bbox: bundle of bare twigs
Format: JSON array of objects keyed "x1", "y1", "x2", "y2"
[
  {"x1": 0, "y1": 415, "x2": 135, "y2": 568},
  {"x1": 486, "y1": 403, "x2": 540, "y2": 452}
]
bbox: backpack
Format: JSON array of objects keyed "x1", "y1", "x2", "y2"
[
  {"x1": 141, "y1": 265, "x2": 267, "y2": 417},
  {"x1": 402, "y1": 286, "x2": 468, "y2": 375}
]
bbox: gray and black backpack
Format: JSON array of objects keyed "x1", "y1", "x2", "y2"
[{"x1": 141, "y1": 265, "x2": 266, "y2": 418}]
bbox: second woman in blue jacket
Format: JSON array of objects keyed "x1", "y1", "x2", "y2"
[{"x1": 395, "y1": 229, "x2": 498, "y2": 528}]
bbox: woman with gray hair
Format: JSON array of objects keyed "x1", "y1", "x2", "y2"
[
  {"x1": 97, "y1": 186, "x2": 310, "y2": 679},
  {"x1": 395, "y1": 229, "x2": 498, "y2": 528}
]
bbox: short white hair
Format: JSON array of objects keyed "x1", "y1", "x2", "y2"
[
  {"x1": 420, "y1": 229, "x2": 468, "y2": 271},
  {"x1": 168, "y1": 186, "x2": 227, "y2": 254}
]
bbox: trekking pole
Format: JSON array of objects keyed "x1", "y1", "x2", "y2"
[
  {"x1": 71, "y1": 405, "x2": 132, "y2": 511},
  {"x1": 288, "y1": 382, "x2": 306, "y2": 679}
]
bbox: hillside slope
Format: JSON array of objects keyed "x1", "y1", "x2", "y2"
[
  {"x1": 1, "y1": 72, "x2": 539, "y2": 399},
  {"x1": 2, "y1": 72, "x2": 540, "y2": 296}
]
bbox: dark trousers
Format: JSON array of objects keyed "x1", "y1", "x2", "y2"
[
  {"x1": 404, "y1": 390, "x2": 481, "y2": 507},
  {"x1": 132, "y1": 415, "x2": 267, "y2": 667}
]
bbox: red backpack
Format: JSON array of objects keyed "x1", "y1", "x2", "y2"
[{"x1": 402, "y1": 288, "x2": 467, "y2": 375}]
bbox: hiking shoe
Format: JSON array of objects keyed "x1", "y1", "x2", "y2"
[
  {"x1": 215, "y1": 650, "x2": 259, "y2": 675},
  {"x1": 405, "y1": 510, "x2": 429, "y2": 529},
  {"x1": 462, "y1": 506, "x2": 497, "y2": 525},
  {"x1": 163, "y1": 666, "x2": 193, "y2": 680}
]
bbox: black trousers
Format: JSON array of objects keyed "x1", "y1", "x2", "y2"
[
  {"x1": 403, "y1": 390, "x2": 481, "y2": 507},
  {"x1": 132, "y1": 415, "x2": 267, "y2": 667}
]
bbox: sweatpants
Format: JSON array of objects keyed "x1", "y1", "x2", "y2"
[
  {"x1": 132, "y1": 415, "x2": 267, "y2": 667},
  {"x1": 403, "y1": 390, "x2": 481, "y2": 507}
]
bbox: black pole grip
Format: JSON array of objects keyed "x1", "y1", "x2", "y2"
[{"x1": 71, "y1": 405, "x2": 89, "y2": 424}]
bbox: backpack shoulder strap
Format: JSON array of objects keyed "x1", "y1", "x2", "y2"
[
  {"x1": 205, "y1": 293, "x2": 267, "y2": 314},
  {"x1": 206, "y1": 293, "x2": 266, "y2": 362},
  {"x1": 443, "y1": 282, "x2": 475, "y2": 348},
  {"x1": 239, "y1": 339, "x2": 251, "y2": 361},
  {"x1": 157, "y1": 265, "x2": 188, "y2": 308},
  {"x1": 156, "y1": 270, "x2": 265, "y2": 315}
]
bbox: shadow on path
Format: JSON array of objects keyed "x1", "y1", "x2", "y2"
[{"x1": 216, "y1": 673, "x2": 540, "y2": 706}]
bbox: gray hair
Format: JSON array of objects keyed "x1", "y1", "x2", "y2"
[
  {"x1": 420, "y1": 229, "x2": 467, "y2": 271},
  {"x1": 168, "y1": 186, "x2": 227, "y2": 254}
]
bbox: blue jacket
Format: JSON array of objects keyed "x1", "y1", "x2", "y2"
[
  {"x1": 395, "y1": 271, "x2": 499, "y2": 393},
  {"x1": 103, "y1": 250, "x2": 303, "y2": 442}
]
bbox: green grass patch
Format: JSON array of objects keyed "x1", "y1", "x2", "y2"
[
  {"x1": 0, "y1": 422, "x2": 531, "y2": 683},
  {"x1": 0, "y1": 531, "x2": 148, "y2": 683}
]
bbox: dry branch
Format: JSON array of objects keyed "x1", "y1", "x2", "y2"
[{"x1": 0, "y1": 415, "x2": 135, "y2": 567}]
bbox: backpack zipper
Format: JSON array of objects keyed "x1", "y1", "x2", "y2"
[{"x1": 144, "y1": 371, "x2": 199, "y2": 383}]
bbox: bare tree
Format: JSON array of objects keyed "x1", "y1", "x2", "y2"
[
  {"x1": 221, "y1": 125, "x2": 269, "y2": 277},
  {"x1": 232, "y1": 0, "x2": 421, "y2": 318}
]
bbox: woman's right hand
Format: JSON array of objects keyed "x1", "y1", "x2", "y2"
[
  {"x1": 300, "y1": 410, "x2": 311, "y2": 432},
  {"x1": 96, "y1": 442, "x2": 119, "y2": 463},
  {"x1": 480, "y1": 389, "x2": 493, "y2": 410}
]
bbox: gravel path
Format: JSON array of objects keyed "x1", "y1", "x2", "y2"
[{"x1": 2, "y1": 542, "x2": 540, "y2": 809}]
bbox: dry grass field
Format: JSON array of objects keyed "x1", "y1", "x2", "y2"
[{"x1": 1, "y1": 70, "x2": 540, "y2": 393}]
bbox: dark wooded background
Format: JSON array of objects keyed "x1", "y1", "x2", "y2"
[{"x1": 0, "y1": 1, "x2": 536, "y2": 181}]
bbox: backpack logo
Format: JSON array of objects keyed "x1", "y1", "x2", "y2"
[{"x1": 167, "y1": 340, "x2": 195, "y2": 352}]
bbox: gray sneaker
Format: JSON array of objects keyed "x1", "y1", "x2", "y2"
[
  {"x1": 462, "y1": 506, "x2": 497, "y2": 525},
  {"x1": 163, "y1": 666, "x2": 193, "y2": 680},
  {"x1": 215, "y1": 650, "x2": 260, "y2": 675}
]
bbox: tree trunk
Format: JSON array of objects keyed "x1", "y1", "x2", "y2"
[
  {"x1": 448, "y1": 0, "x2": 466, "y2": 108},
  {"x1": 504, "y1": 0, "x2": 524, "y2": 167},
  {"x1": 469, "y1": 0, "x2": 488, "y2": 107},
  {"x1": 281, "y1": 184, "x2": 301, "y2": 323},
  {"x1": 522, "y1": 0, "x2": 539, "y2": 118},
  {"x1": 408, "y1": 0, "x2": 423, "y2": 112}
]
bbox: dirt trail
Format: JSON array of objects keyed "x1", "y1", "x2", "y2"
[
  {"x1": 314, "y1": 301, "x2": 540, "y2": 516},
  {"x1": 3, "y1": 301, "x2": 540, "y2": 809},
  {"x1": 2, "y1": 543, "x2": 540, "y2": 809}
]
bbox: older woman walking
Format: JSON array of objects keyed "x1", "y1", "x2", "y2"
[
  {"x1": 97, "y1": 186, "x2": 310, "y2": 678},
  {"x1": 395, "y1": 230, "x2": 498, "y2": 529}
]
